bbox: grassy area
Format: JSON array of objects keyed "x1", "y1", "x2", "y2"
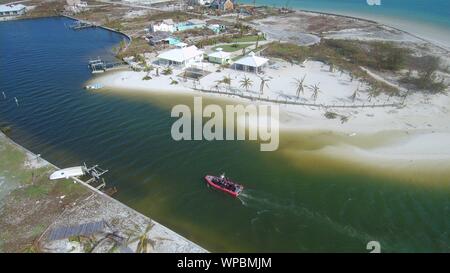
[
  {"x1": 0, "y1": 134, "x2": 89, "y2": 252},
  {"x1": 196, "y1": 33, "x2": 263, "y2": 48},
  {"x1": 143, "y1": 10, "x2": 203, "y2": 22},
  {"x1": 213, "y1": 43, "x2": 254, "y2": 52},
  {"x1": 116, "y1": 38, "x2": 152, "y2": 60},
  {"x1": 231, "y1": 34, "x2": 266, "y2": 43},
  {"x1": 401, "y1": 55, "x2": 447, "y2": 93}
]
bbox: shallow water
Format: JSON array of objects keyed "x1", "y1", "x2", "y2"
[{"x1": 0, "y1": 17, "x2": 449, "y2": 252}]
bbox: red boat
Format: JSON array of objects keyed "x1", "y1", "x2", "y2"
[{"x1": 204, "y1": 174, "x2": 244, "y2": 197}]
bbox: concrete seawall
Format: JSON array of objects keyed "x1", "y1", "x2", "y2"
[{"x1": 0, "y1": 131, "x2": 207, "y2": 253}]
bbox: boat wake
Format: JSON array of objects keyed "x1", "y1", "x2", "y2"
[{"x1": 238, "y1": 189, "x2": 377, "y2": 245}]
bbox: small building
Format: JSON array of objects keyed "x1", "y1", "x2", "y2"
[
  {"x1": 210, "y1": 0, "x2": 235, "y2": 11},
  {"x1": 157, "y1": 45, "x2": 204, "y2": 68},
  {"x1": 150, "y1": 19, "x2": 176, "y2": 33},
  {"x1": 0, "y1": 4, "x2": 27, "y2": 17},
  {"x1": 208, "y1": 48, "x2": 231, "y2": 65},
  {"x1": 233, "y1": 52, "x2": 269, "y2": 74}
]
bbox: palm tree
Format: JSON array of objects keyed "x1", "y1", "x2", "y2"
[
  {"x1": 144, "y1": 64, "x2": 153, "y2": 73},
  {"x1": 259, "y1": 76, "x2": 270, "y2": 95},
  {"x1": 255, "y1": 34, "x2": 260, "y2": 50},
  {"x1": 402, "y1": 88, "x2": 410, "y2": 104},
  {"x1": 127, "y1": 224, "x2": 155, "y2": 253},
  {"x1": 310, "y1": 83, "x2": 320, "y2": 102},
  {"x1": 350, "y1": 84, "x2": 360, "y2": 102},
  {"x1": 367, "y1": 85, "x2": 379, "y2": 102},
  {"x1": 293, "y1": 75, "x2": 306, "y2": 98},
  {"x1": 162, "y1": 67, "x2": 173, "y2": 75},
  {"x1": 240, "y1": 76, "x2": 253, "y2": 92},
  {"x1": 143, "y1": 64, "x2": 153, "y2": 80},
  {"x1": 222, "y1": 75, "x2": 232, "y2": 91},
  {"x1": 215, "y1": 78, "x2": 223, "y2": 90}
]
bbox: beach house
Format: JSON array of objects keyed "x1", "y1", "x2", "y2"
[
  {"x1": 233, "y1": 52, "x2": 269, "y2": 74},
  {"x1": 210, "y1": 0, "x2": 235, "y2": 11},
  {"x1": 208, "y1": 48, "x2": 231, "y2": 65},
  {"x1": 150, "y1": 19, "x2": 176, "y2": 33},
  {"x1": 0, "y1": 4, "x2": 27, "y2": 17},
  {"x1": 157, "y1": 45, "x2": 204, "y2": 68}
]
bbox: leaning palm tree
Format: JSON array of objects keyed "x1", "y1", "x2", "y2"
[
  {"x1": 309, "y1": 83, "x2": 320, "y2": 102},
  {"x1": 293, "y1": 75, "x2": 307, "y2": 98},
  {"x1": 240, "y1": 76, "x2": 253, "y2": 92},
  {"x1": 258, "y1": 76, "x2": 270, "y2": 95}
]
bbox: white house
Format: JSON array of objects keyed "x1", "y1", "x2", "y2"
[
  {"x1": 157, "y1": 45, "x2": 204, "y2": 68},
  {"x1": 233, "y1": 52, "x2": 269, "y2": 74},
  {"x1": 150, "y1": 19, "x2": 176, "y2": 33},
  {"x1": 208, "y1": 48, "x2": 231, "y2": 65},
  {"x1": 0, "y1": 4, "x2": 27, "y2": 17}
]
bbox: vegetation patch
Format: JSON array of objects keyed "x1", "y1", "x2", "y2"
[
  {"x1": 116, "y1": 38, "x2": 152, "y2": 60},
  {"x1": 401, "y1": 55, "x2": 447, "y2": 93},
  {"x1": 262, "y1": 40, "x2": 419, "y2": 94},
  {"x1": 324, "y1": 111, "x2": 338, "y2": 119},
  {"x1": 213, "y1": 43, "x2": 253, "y2": 52}
]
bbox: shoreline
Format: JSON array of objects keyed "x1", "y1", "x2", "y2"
[
  {"x1": 0, "y1": 131, "x2": 207, "y2": 253},
  {"x1": 60, "y1": 14, "x2": 133, "y2": 47}
]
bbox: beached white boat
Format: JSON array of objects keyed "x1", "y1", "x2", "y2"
[
  {"x1": 85, "y1": 83, "x2": 104, "y2": 90},
  {"x1": 49, "y1": 166, "x2": 85, "y2": 180},
  {"x1": 49, "y1": 163, "x2": 108, "y2": 181}
]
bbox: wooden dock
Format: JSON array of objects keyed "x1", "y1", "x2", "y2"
[
  {"x1": 69, "y1": 20, "x2": 98, "y2": 30},
  {"x1": 88, "y1": 58, "x2": 127, "y2": 73}
]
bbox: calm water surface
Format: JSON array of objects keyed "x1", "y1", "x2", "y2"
[{"x1": 0, "y1": 17, "x2": 449, "y2": 252}]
